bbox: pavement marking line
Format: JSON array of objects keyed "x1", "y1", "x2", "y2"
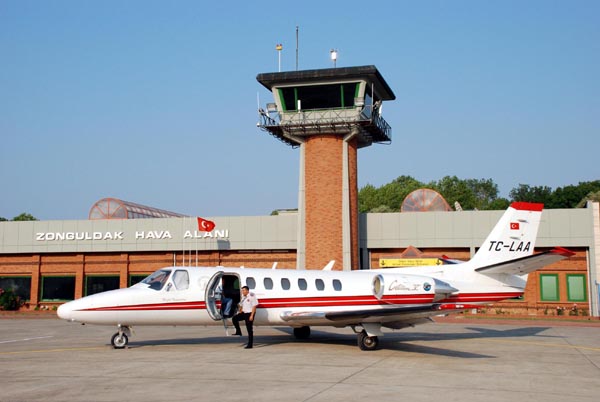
[
  {"x1": 0, "y1": 336, "x2": 54, "y2": 344},
  {"x1": 479, "y1": 338, "x2": 600, "y2": 352},
  {"x1": 0, "y1": 346, "x2": 108, "y2": 355}
]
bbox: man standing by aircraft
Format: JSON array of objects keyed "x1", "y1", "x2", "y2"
[{"x1": 232, "y1": 286, "x2": 259, "y2": 349}]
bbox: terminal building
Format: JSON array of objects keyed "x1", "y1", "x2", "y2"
[
  {"x1": 1, "y1": 200, "x2": 598, "y2": 318},
  {"x1": 1, "y1": 65, "x2": 599, "y2": 318}
]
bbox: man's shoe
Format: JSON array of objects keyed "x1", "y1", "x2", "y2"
[
  {"x1": 244, "y1": 345, "x2": 253, "y2": 349},
  {"x1": 233, "y1": 332, "x2": 242, "y2": 336}
]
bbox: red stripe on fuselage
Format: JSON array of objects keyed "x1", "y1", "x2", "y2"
[{"x1": 76, "y1": 292, "x2": 522, "y2": 312}]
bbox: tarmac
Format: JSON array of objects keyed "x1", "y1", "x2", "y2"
[{"x1": 1, "y1": 316, "x2": 599, "y2": 402}]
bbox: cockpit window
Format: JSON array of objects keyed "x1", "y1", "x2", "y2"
[
  {"x1": 172, "y1": 270, "x2": 189, "y2": 290},
  {"x1": 141, "y1": 269, "x2": 171, "y2": 291}
]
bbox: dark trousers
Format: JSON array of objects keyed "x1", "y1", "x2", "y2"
[{"x1": 232, "y1": 312, "x2": 253, "y2": 346}]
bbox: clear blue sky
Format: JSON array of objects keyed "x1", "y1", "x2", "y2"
[{"x1": 1, "y1": 0, "x2": 598, "y2": 220}]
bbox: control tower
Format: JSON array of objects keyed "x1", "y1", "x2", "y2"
[{"x1": 257, "y1": 65, "x2": 395, "y2": 270}]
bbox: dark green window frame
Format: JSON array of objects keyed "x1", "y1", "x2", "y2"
[
  {"x1": 539, "y1": 274, "x2": 559, "y2": 301},
  {"x1": 40, "y1": 275, "x2": 76, "y2": 302},
  {"x1": 566, "y1": 274, "x2": 587, "y2": 302}
]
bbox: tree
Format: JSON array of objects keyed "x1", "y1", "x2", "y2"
[
  {"x1": 358, "y1": 184, "x2": 380, "y2": 213},
  {"x1": 12, "y1": 213, "x2": 38, "y2": 221},
  {"x1": 576, "y1": 190, "x2": 600, "y2": 208},
  {"x1": 548, "y1": 181, "x2": 600, "y2": 208},
  {"x1": 0, "y1": 217, "x2": 7, "y2": 222},
  {"x1": 429, "y1": 176, "x2": 477, "y2": 210},
  {"x1": 509, "y1": 184, "x2": 553, "y2": 205},
  {"x1": 358, "y1": 176, "x2": 424, "y2": 213}
]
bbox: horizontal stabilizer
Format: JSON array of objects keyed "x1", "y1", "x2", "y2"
[{"x1": 475, "y1": 247, "x2": 575, "y2": 275}]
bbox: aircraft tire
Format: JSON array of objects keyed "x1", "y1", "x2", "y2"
[
  {"x1": 293, "y1": 326, "x2": 311, "y2": 340},
  {"x1": 111, "y1": 332, "x2": 129, "y2": 349},
  {"x1": 357, "y1": 331, "x2": 379, "y2": 351}
]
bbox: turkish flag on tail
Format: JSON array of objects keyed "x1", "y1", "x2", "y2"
[{"x1": 197, "y1": 217, "x2": 216, "y2": 232}]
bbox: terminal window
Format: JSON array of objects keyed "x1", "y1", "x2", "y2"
[
  {"x1": 566, "y1": 274, "x2": 587, "y2": 302},
  {"x1": 129, "y1": 274, "x2": 148, "y2": 286},
  {"x1": 0, "y1": 276, "x2": 31, "y2": 301},
  {"x1": 539, "y1": 274, "x2": 559, "y2": 301},
  {"x1": 41, "y1": 276, "x2": 75, "y2": 301},
  {"x1": 86, "y1": 275, "x2": 120, "y2": 296}
]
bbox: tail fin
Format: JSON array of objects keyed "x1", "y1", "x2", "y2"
[{"x1": 469, "y1": 202, "x2": 544, "y2": 269}]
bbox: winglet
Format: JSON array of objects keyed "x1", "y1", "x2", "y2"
[{"x1": 322, "y1": 260, "x2": 335, "y2": 271}]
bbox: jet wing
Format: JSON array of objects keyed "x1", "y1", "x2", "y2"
[
  {"x1": 475, "y1": 247, "x2": 575, "y2": 276},
  {"x1": 280, "y1": 305, "x2": 441, "y2": 326}
]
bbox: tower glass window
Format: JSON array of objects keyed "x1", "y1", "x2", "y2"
[{"x1": 279, "y1": 83, "x2": 359, "y2": 111}]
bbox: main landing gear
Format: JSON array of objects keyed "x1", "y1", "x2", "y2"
[
  {"x1": 357, "y1": 330, "x2": 379, "y2": 351},
  {"x1": 352, "y1": 324, "x2": 381, "y2": 351},
  {"x1": 111, "y1": 325, "x2": 131, "y2": 349}
]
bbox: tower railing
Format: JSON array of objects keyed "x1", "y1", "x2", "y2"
[{"x1": 258, "y1": 106, "x2": 392, "y2": 147}]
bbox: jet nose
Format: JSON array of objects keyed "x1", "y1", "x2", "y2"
[{"x1": 57, "y1": 302, "x2": 73, "y2": 321}]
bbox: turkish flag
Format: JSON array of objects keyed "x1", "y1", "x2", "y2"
[
  {"x1": 197, "y1": 217, "x2": 216, "y2": 232},
  {"x1": 510, "y1": 222, "x2": 520, "y2": 230}
]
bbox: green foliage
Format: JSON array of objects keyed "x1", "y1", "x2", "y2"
[
  {"x1": 12, "y1": 213, "x2": 38, "y2": 221},
  {"x1": 0, "y1": 288, "x2": 21, "y2": 311},
  {"x1": 359, "y1": 175, "x2": 507, "y2": 212},
  {"x1": 509, "y1": 181, "x2": 600, "y2": 208},
  {"x1": 509, "y1": 184, "x2": 553, "y2": 205},
  {"x1": 576, "y1": 190, "x2": 600, "y2": 208},
  {"x1": 359, "y1": 176, "x2": 424, "y2": 212},
  {"x1": 0, "y1": 217, "x2": 7, "y2": 222},
  {"x1": 369, "y1": 205, "x2": 396, "y2": 213},
  {"x1": 358, "y1": 176, "x2": 598, "y2": 213}
]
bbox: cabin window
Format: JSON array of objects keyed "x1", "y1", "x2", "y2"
[
  {"x1": 315, "y1": 279, "x2": 325, "y2": 291},
  {"x1": 41, "y1": 276, "x2": 75, "y2": 301},
  {"x1": 281, "y1": 278, "x2": 291, "y2": 290},
  {"x1": 246, "y1": 277, "x2": 256, "y2": 290},
  {"x1": 298, "y1": 278, "x2": 307, "y2": 291},
  {"x1": 264, "y1": 277, "x2": 274, "y2": 290},
  {"x1": 0, "y1": 276, "x2": 31, "y2": 301},
  {"x1": 172, "y1": 270, "x2": 189, "y2": 290},
  {"x1": 85, "y1": 275, "x2": 120, "y2": 296},
  {"x1": 333, "y1": 279, "x2": 342, "y2": 291}
]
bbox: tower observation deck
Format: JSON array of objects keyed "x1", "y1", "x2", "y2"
[
  {"x1": 257, "y1": 65, "x2": 395, "y2": 271},
  {"x1": 257, "y1": 65, "x2": 395, "y2": 148}
]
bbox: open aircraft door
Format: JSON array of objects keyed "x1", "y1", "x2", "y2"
[{"x1": 205, "y1": 272, "x2": 224, "y2": 321}]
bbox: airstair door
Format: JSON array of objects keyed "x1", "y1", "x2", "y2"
[{"x1": 204, "y1": 272, "x2": 223, "y2": 321}]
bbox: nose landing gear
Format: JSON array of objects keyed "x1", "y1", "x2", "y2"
[{"x1": 111, "y1": 325, "x2": 131, "y2": 349}]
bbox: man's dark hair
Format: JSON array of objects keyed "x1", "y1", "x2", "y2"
[{"x1": 242, "y1": 286, "x2": 249, "y2": 291}]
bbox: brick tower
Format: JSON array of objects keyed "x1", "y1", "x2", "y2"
[{"x1": 257, "y1": 66, "x2": 395, "y2": 270}]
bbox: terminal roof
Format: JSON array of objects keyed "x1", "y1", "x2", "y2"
[{"x1": 257, "y1": 65, "x2": 395, "y2": 101}]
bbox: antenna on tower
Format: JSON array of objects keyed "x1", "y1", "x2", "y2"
[
  {"x1": 295, "y1": 25, "x2": 299, "y2": 71},
  {"x1": 276, "y1": 43, "x2": 283, "y2": 72},
  {"x1": 330, "y1": 49, "x2": 338, "y2": 68}
]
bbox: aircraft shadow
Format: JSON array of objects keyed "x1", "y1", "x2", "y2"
[{"x1": 126, "y1": 324, "x2": 553, "y2": 359}]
